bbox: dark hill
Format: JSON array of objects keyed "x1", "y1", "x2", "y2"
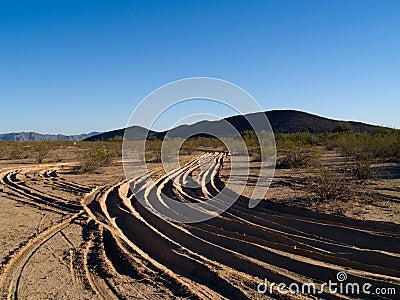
[
  {"x1": 84, "y1": 110, "x2": 380, "y2": 141},
  {"x1": 84, "y1": 126, "x2": 157, "y2": 141}
]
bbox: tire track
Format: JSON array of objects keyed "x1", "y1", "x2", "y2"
[
  {"x1": 86, "y1": 154, "x2": 301, "y2": 298},
  {"x1": 83, "y1": 152, "x2": 400, "y2": 299},
  {"x1": 0, "y1": 165, "x2": 107, "y2": 299},
  {"x1": 0, "y1": 213, "x2": 83, "y2": 300},
  {"x1": 1, "y1": 170, "x2": 81, "y2": 213}
]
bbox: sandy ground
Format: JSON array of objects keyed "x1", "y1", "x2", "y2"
[
  {"x1": 235, "y1": 150, "x2": 400, "y2": 224},
  {"x1": 0, "y1": 150, "x2": 399, "y2": 299}
]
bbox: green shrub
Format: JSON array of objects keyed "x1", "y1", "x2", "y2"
[
  {"x1": 335, "y1": 121, "x2": 352, "y2": 133},
  {"x1": 108, "y1": 137, "x2": 123, "y2": 158},
  {"x1": 351, "y1": 153, "x2": 374, "y2": 181},
  {"x1": 145, "y1": 152, "x2": 162, "y2": 163},
  {"x1": 7, "y1": 143, "x2": 27, "y2": 160},
  {"x1": 33, "y1": 142, "x2": 51, "y2": 163},
  {"x1": 324, "y1": 130, "x2": 400, "y2": 163},
  {"x1": 275, "y1": 132, "x2": 320, "y2": 149},
  {"x1": 276, "y1": 141, "x2": 320, "y2": 169},
  {"x1": 306, "y1": 168, "x2": 352, "y2": 202},
  {"x1": 78, "y1": 144, "x2": 114, "y2": 173}
]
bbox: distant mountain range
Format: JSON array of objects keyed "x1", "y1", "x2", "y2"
[
  {"x1": 0, "y1": 131, "x2": 101, "y2": 142},
  {"x1": 0, "y1": 110, "x2": 383, "y2": 142},
  {"x1": 85, "y1": 110, "x2": 381, "y2": 141}
]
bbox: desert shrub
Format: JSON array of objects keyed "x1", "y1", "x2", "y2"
[
  {"x1": 324, "y1": 130, "x2": 400, "y2": 163},
  {"x1": 52, "y1": 154, "x2": 63, "y2": 163},
  {"x1": 325, "y1": 141, "x2": 335, "y2": 151},
  {"x1": 178, "y1": 136, "x2": 226, "y2": 155},
  {"x1": 292, "y1": 132, "x2": 321, "y2": 146},
  {"x1": 144, "y1": 139, "x2": 162, "y2": 163},
  {"x1": 319, "y1": 130, "x2": 399, "y2": 181},
  {"x1": 145, "y1": 152, "x2": 162, "y2": 163},
  {"x1": 277, "y1": 147, "x2": 307, "y2": 169},
  {"x1": 241, "y1": 130, "x2": 275, "y2": 161},
  {"x1": 108, "y1": 137, "x2": 123, "y2": 158},
  {"x1": 242, "y1": 130, "x2": 258, "y2": 147},
  {"x1": 143, "y1": 138, "x2": 173, "y2": 163},
  {"x1": 376, "y1": 130, "x2": 400, "y2": 163},
  {"x1": 7, "y1": 143, "x2": 28, "y2": 159},
  {"x1": 33, "y1": 142, "x2": 51, "y2": 163},
  {"x1": 0, "y1": 143, "x2": 7, "y2": 159},
  {"x1": 78, "y1": 144, "x2": 114, "y2": 173},
  {"x1": 306, "y1": 168, "x2": 352, "y2": 202},
  {"x1": 335, "y1": 121, "x2": 352, "y2": 133},
  {"x1": 351, "y1": 153, "x2": 374, "y2": 181},
  {"x1": 321, "y1": 133, "x2": 340, "y2": 151},
  {"x1": 276, "y1": 140, "x2": 320, "y2": 169},
  {"x1": 180, "y1": 138, "x2": 197, "y2": 155},
  {"x1": 275, "y1": 132, "x2": 321, "y2": 149}
]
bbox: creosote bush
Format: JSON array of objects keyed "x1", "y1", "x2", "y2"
[
  {"x1": 179, "y1": 137, "x2": 225, "y2": 155},
  {"x1": 276, "y1": 146, "x2": 320, "y2": 169},
  {"x1": 78, "y1": 144, "x2": 114, "y2": 173},
  {"x1": 33, "y1": 142, "x2": 51, "y2": 163},
  {"x1": 7, "y1": 143, "x2": 27, "y2": 160},
  {"x1": 242, "y1": 130, "x2": 275, "y2": 161},
  {"x1": 306, "y1": 168, "x2": 353, "y2": 202},
  {"x1": 322, "y1": 129, "x2": 400, "y2": 163},
  {"x1": 275, "y1": 137, "x2": 320, "y2": 169},
  {"x1": 349, "y1": 153, "x2": 374, "y2": 181}
]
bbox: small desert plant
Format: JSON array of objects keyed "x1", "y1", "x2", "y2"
[
  {"x1": 350, "y1": 153, "x2": 374, "y2": 181},
  {"x1": 33, "y1": 142, "x2": 51, "y2": 163},
  {"x1": 179, "y1": 136, "x2": 226, "y2": 155},
  {"x1": 242, "y1": 130, "x2": 275, "y2": 161},
  {"x1": 7, "y1": 143, "x2": 27, "y2": 160},
  {"x1": 78, "y1": 144, "x2": 114, "y2": 173},
  {"x1": 276, "y1": 143, "x2": 320, "y2": 169},
  {"x1": 324, "y1": 130, "x2": 400, "y2": 163},
  {"x1": 306, "y1": 168, "x2": 352, "y2": 202},
  {"x1": 145, "y1": 152, "x2": 162, "y2": 163},
  {"x1": 275, "y1": 132, "x2": 321, "y2": 148},
  {"x1": 335, "y1": 121, "x2": 352, "y2": 133},
  {"x1": 52, "y1": 154, "x2": 63, "y2": 163},
  {"x1": 277, "y1": 147, "x2": 311, "y2": 169},
  {"x1": 144, "y1": 139, "x2": 162, "y2": 163},
  {"x1": 0, "y1": 143, "x2": 6, "y2": 159},
  {"x1": 108, "y1": 137, "x2": 123, "y2": 158},
  {"x1": 0, "y1": 143, "x2": 9, "y2": 160}
]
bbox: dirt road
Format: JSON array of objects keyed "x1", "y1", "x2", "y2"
[{"x1": 0, "y1": 154, "x2": 399, "y2": 299}]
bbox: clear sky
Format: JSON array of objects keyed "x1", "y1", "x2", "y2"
[{"x1": 1, "y1": 0, "x2": 399, "y2": 134}]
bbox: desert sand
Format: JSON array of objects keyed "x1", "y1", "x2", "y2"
[{"x1": 0, "y1": 148, "x2": 399, "y2": 299}]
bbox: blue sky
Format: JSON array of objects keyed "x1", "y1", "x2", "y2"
[{"x1": 0, "y1": 0, "x2": 399, "y2": 134}]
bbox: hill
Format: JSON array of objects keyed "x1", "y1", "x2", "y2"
[
  {"x1": 85, "y1": 110, "x2": 380, "y2": 141},
  {"x1": 0, "y1": 131, "x2": 101, "y2": 142},
  {"x1": 84, "y1": 126, "x2": 157, "y2": 141}
]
